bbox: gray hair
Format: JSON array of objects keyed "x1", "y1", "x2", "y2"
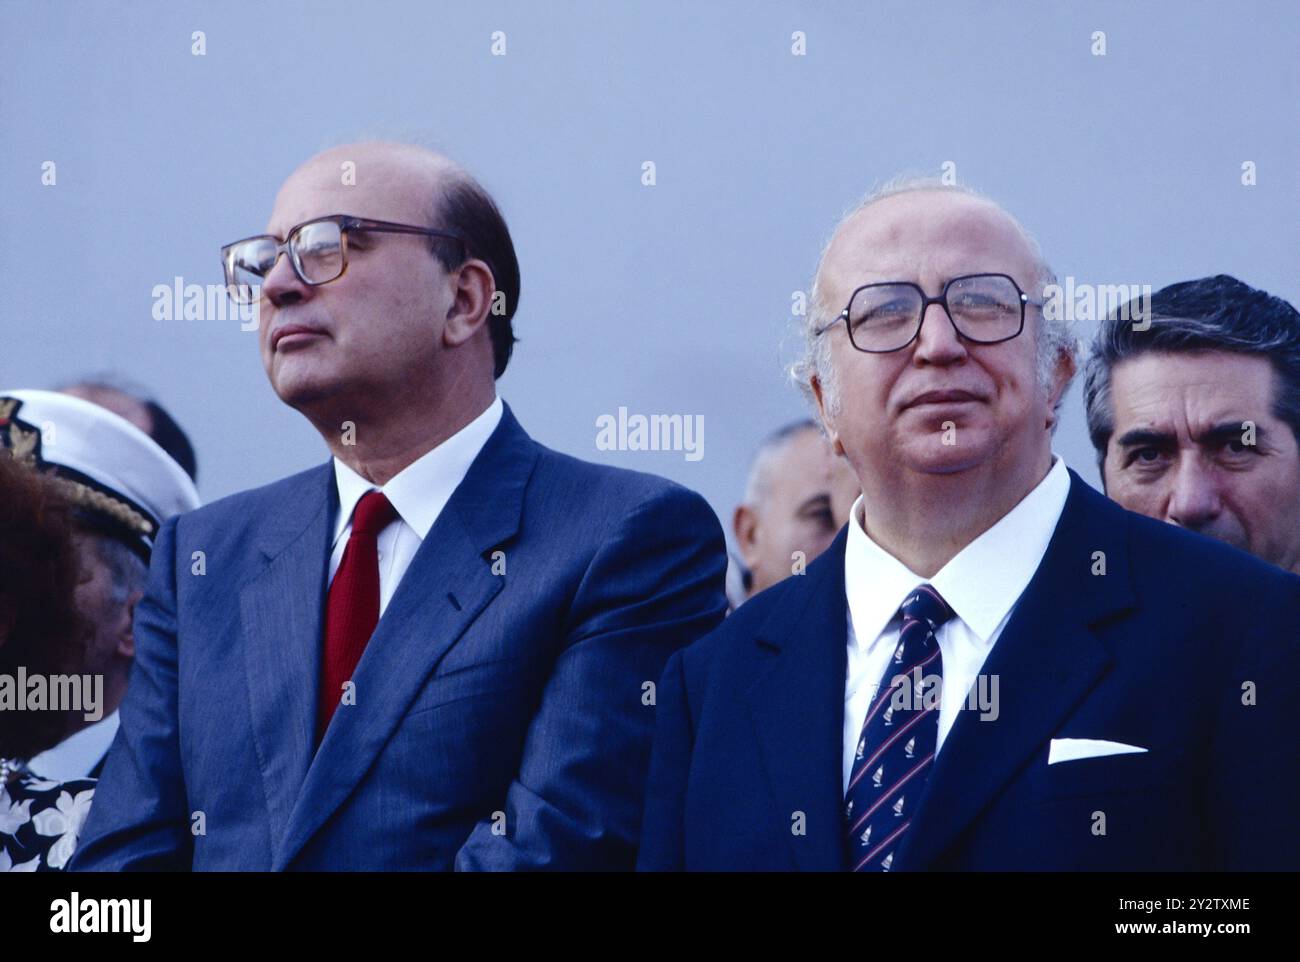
[
  {"x1": 1083, "y1": 274, "x2": 1300, "y2": 469},
  {"x1": 791, "y1": 176, "x2": 1076, "y2": 421}
]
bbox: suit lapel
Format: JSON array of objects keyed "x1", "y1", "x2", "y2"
[
  {"x1": 895, "y1": 473, "x2": 1136, "y2": 870},
  {"x1": 273, "y1": 404, "x2": 538, "y2": 869},
  {"x1": 239, "y1": 463, "x2": 336, "y2": 855},
  {"x1": 744, "y1": 530, "x2": 850, "y2": 872}
]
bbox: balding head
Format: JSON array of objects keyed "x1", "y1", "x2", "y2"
[
  {"x1": 798, "y1": 179, "x2": 1071, "y2": 417},
  {"x1": 734, "y1": 420, "x2": 859, "y2": 599},
  {"x1": 794, "y1": 178, "x2": 1077, "y2": 526},
  {"x1": 273, "y1": 142, "x2": 458, "y2": 236},
  {"x1": 245, "y1": 141, "x2": 519, "y2": 462},
  {"x1": 271, "y1": 141, "x2": 520, "y2": 377}
]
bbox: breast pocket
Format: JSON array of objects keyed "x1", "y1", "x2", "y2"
[
  {"x1": 1031, "y1": 749, "x2": 1179, "y2": 802},
  {"x1": 405, "y1": 657, "x2": 533, "y2": 717},
  {"x1": 385, "y1": 658, "x2": 539, "y2": 812}
]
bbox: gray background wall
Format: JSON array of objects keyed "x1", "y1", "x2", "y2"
[{"x1": 3, "y1": 0, "x2": 1297, "y2": 537}]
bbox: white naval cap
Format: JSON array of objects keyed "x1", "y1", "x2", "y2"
[{"x1": 0, "y1": 389, "x2": 201, "y2": 559}]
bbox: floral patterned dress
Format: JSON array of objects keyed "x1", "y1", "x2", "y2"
[{"x1": 0, "y1": 773, "x2": 96, "y2": 871}]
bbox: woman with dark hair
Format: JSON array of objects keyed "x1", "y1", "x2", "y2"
[{"x1": 0, "y1": 452, "x2": 96, "y2": 871}]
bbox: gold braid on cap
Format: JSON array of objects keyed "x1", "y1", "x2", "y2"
[{"x1": 48, "y1": 474, "x2": 156, "y2": 538}]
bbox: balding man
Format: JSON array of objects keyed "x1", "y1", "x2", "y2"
[
  {"x1": 732, "y1": 420, "x2": 858, "y2": 604},
  {"x1": 639, "y1": 179, "x2": 1300, "y2": 871},
  {"x1": 73, "y1": 142, "x2": 728, "y2": 871}
]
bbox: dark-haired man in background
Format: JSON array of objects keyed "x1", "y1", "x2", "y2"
[
  {"x1": 1084, "y1": 275, "x2": 1300, "y2": 574},
  {"x1": 73, "y1": 142, "x2": 727, "y2": 871}
]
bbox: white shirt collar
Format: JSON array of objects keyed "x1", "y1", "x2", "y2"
[
  {"x1": 845, "y1": 456, "x2": 1072, "y2": 648},
  {"x1": 27, "y1": 710, "x2": 120, "y2": 782},
  {"x1": 331, "y1": 396, "x2": 504, "y2": 547}
]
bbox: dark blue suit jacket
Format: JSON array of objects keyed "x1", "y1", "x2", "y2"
[
  {"x1": 72, "y1": 403, "x2": 728, "y2": 870},
  {"x1": 638, "y1": 471, "x2": 1300, "y2": 871}
]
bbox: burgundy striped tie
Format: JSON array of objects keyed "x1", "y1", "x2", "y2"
[{"x1": 844, "y1": 584, "x2": 954, "y2": 872}]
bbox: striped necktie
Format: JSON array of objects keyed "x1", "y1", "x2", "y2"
[{"x1": 844, "y1": 583, "x2": 954, "y2": 872}]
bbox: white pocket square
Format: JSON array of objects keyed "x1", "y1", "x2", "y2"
[{"x1": 1048, "y1": 738, "x2": 1147, "y2": 765}]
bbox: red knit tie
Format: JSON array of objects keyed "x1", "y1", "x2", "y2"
[{"x1": 318, "y1": 489, "x2": 397, "y2": 740}]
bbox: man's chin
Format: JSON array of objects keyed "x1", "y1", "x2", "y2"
[
  {"x1": 893, "y1": 432, "x2": 997, "y2": 476},
  {"x1": 270, "y1": 368, "x2": 342, "y2": 411}
]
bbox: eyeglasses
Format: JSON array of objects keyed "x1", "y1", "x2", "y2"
[
  {"x1": 220, "y1": 214, "x2": 467, "y2": 304},
  {"x1": 815, "y1": 272, "x2": 1040, "y2": 353}
]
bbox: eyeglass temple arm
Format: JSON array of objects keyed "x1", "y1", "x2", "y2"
[{"x1": 342, "y1": 218, "x2": 464, "y2": 244}]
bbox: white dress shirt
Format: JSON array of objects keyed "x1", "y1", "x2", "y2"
[
  {"x1": 841, "y1": 457, "x2": 1071, "y2": 794},
  {"x1": 27, "y1": 710, "x2": 120, "y2": 782},
  {"x1": 329, "y1": 396, "x2": 503, "y2": 616}
]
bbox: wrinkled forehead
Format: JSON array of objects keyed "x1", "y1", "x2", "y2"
[
  {"x1": 819, "y1": 191, "x2": 1041, "y2": 305},
  {"x1": 1113, "y1": 351, "x2": 1280, "y2": 426},
  {"x1": 265, "y1": 146, "x2": 445, "y2": 237}
]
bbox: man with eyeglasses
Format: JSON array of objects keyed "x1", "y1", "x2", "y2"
[
  {"x1": 72, "y1": 141, "x2": 728, "y2": 871},
  {"x1": 639, "y1": 178, "x2": 1300, "y2": 871}
]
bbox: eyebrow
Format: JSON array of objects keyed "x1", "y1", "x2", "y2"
[
  {"x1": 1114, "y1": 428, "x2": 1175, "y2": 449},
  {"x1": 796, "y1": 493, "x2": 832, "y2": 513},
  {"x1": 1197, "y1": 420, "x2": 1265, "y2": 445},
  {"x1": 1115, "y1": 421, "x2": 1266, "y2": 449}
]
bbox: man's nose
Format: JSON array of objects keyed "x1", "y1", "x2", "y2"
[
  {"x1": 1165, "y1": 457, "x2": 1224, "y2": 531},
  {"x1": 261, "y1": 250, "x2": 313, "y2": 308},
  {"x1": 911, "y1": 300, "x2": 967, "y2": 365}
]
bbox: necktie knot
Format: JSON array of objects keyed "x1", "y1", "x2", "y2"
[
  {"x1": 900, "y1": 584, "x2": 954, "y2": 631},
  {"x1": 350, "y1": 490, "x2": 396, "y2": 539}
]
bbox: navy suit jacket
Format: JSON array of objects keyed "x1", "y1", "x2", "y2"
[
  {"x1": 72, "y1": 403, "x2": 728, "y2": 870},
  {"x1": 638, "y1": 471, "x2": 1300, "y2": 871}
]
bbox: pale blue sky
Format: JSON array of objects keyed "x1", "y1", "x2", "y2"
[{"x1": 3, "y1": 0, "x2": 1297, "y2": 533}]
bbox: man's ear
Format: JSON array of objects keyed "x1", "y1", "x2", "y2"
[
  {"x1": 810, "y1": 374, "x2": 845, "y2": 456},
  {"x1": 441, "y1": 259, "x2": 496, "y2": 348},
  {"x1": 733, "y1": 504, "x2": 760, "y2": 568},
  {"x1": 115, "y1": 589, "x2": 142, "y2": 659},
  {"x1": 1045, "y1": 347, "x2": 1078, "y2": 431}
]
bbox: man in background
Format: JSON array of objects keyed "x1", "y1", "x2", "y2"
[
  {"x1": 0, "y1": 390, "x2": 200, "y2": 780},
  {"x1": 1084, "y1": 275, "x2": 1300, "y2": 574},
  {"x1": 730, "y1": 419, "x2": 858, "y2": 605}
]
